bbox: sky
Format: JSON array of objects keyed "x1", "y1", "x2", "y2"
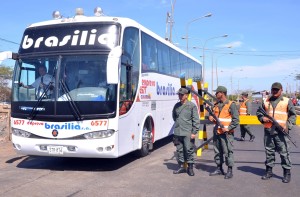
[{"x1": 1, "y1": 0, "x2": 300, "y2": 94}]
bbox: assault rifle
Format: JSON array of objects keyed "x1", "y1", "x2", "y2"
[
  {"x1": 203, "y1": 89, "x2": 218, "y2": 101},
  {"x1": 184, "y1": 86, "x2": 213, "y2": 107},
  {"x1": 257, "y1": 106, "x2": 297, "y2": 148},
  {"x1": 185, "y1": 87, "x2": 234, "y2": 149},
  {"x1": 205, "y1": 105, "x2": 233, "y2": 146},
  {"x1": 193, "y1": 136, "x2": 214, "y2": 153}
]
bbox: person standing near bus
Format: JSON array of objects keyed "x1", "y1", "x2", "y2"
[
  {"x1": 172, "y1": 87, "x2": 200, "y2": 176},
  {"x1": 209, "y1": 86, "x2": 239, "y2": 179},
  {"x1": 256, "y1": 82, "x2": 296, "y2": 183},
  {"x1": 238, "y1": 92, "x2": 255, "y2": 142}
]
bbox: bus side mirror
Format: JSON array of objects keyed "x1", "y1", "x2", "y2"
[
  {"x1": 107, "y1": 46, "x2": 122, "y2": 84},
  {"x1": 0, "y1": 51, "x2": 19, "y2": 64}
]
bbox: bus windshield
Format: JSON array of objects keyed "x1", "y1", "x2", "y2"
[{"x1": 12, "y1": 55, "x2": 117, "y2": 120}]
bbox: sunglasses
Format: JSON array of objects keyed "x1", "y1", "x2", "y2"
[{"x1": 271, "y1": 88, "x2": 280, "y2": 91}]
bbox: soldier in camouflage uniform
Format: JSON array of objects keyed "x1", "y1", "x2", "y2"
[
  {"x1": 209, "y1": 86, "x2": 239, "y2": 179},
  {"x1": 172, "y1": 87, "x2": 200, "y2": 176},
  {"x1": 256, "y1": 82, "x2": 296, "y2": 183},
  {"x1": 238, "y1": 92, "x2": 255, "y2": 142}
]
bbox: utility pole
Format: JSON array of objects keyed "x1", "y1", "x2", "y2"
[
  {"x1": 165, "y1": 0, "x2": 176, "y2": 42},
  {"x1": 165, "y1": 12, "x2": 171, "y2": 41}
]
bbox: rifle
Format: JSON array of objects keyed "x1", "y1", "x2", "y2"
[
  {"x1": 185, "y1": 86, "x2": 234, "y2": 147},
  {"x1": 205, "y1": 105, "x2": 234, "y2": 146},
  {"x1": 194, "y1": 136, "x2": 214, "y2": 153},
  {"x1": 203, "y1": 89, "x2": 218, "y2": 101},
  {"x1": 257, "y1": 106, "x2": 297, "y2": 148},
  {"x1": 184, "y1": 86, "x2": 213, "y2": 107}
]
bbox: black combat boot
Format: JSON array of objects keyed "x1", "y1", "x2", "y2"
[
  {"x1": 173, "y1": 163, "x2": 186, "y2": 174},
  {"x1": 209, "y1": 165, "x2": 225, "y2": 176},
  {"x1": 224, "y1": 167, "x2": 233, "y2": 179},
  {"x1": 249, "y1": 135, "x2": 255, "y2": 142},
  {"x1": 261, "y1": 166, "x2": 273, "y2": 180},
  {"x1": 238, "y1": 137, "x2": 245, "y2": 141},
  {"x1": 282, "y1": 169, "x2": 291, "y2": 183},
  {"x1": 187, "y1": 163, "x2": 195, "y2": 176}
]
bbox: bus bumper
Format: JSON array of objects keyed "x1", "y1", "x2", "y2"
[{"x1": 11, "y1": 135, "x2": 119, "y2": 158}]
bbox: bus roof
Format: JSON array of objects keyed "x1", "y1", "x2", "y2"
[{"x1": 26, "y1": 13, "x2": 201, "y2": 64}]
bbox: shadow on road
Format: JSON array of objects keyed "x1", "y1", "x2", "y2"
[
  {"x1": 11, "y1": 135, "x2": 173, "y2": 172},
  {"x1": 237, "y1": 165, "x2": 283, "y2": 180}
]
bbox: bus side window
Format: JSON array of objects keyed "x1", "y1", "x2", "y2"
[{"x1": 149, "y1": 47, "x2": 157, "y2": 71}]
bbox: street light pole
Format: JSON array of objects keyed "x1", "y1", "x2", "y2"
[
  {"x1": 216, "y1": 52, "x2": 233, "y2": 87},
  {"x1": 210, "y1": 48, "x2": 232, "y2": 93},
  {"x1": 230, "y1": 69, "x2": 243, "y2": 99},
  {"x1": 202, "y1": 34, "x2": 228, "y2": 83},
  {"x1": 185, "y1": 13, "x2": 212, "y2": 52}
]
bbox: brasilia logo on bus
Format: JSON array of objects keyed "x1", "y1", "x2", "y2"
[
  {"x1": 52, "y1": 129, "x2": 58, "y2": 137},
  {"x1": 45, "y1": 123, "x2": 81, "y2": 130},
  {"x1": 156, "y1": 82, "x2": 176, "y2": 96},
  {"x1": 22, "y1": 30, "x2": 111, "y2": 49}
]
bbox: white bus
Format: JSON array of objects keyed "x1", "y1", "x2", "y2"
[{"x1": 1, "y1": 7, "x2": 202, "y2": 158}]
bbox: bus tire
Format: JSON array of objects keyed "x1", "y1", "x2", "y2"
[{"x1": 136, "y1": 118, "x2": 153, "y2": 157}]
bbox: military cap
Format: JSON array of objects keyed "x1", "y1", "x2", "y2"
[
  {"x1": 177, "y1": 87, "x2": 189, "y2": 94},
  {"x1": 271, "y1": 82, "x2": 282, "y2": 89},
  {"x1": 214, "y1": 86, "x2": 227, "y2": 93}
]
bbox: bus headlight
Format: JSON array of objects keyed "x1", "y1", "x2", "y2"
[
  {"x1": 12, "y1": 128, "x2": 31, "y2": 138},
  {"x1": 83, "y1": 129, "x2": 115, "y2": 139}
]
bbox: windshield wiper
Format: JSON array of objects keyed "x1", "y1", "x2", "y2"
[
  {"x1": 60, "y1": 80, "x2": 83, "y2": 121},
  {"x1": 27, "y1": 81, "x2": 54, "y2": 120}
]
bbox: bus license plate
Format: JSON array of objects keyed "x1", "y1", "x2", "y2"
[{"x1": 48, "y1": 146, "x2": 64, "y2": 155}]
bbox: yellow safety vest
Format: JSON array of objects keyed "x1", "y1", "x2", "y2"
[
  {"x1": 263, "y1": 97, "x2": 289, "y2": 129},
  {"x1": 214, "y1": 101, "x2": 234, "y2": 134}
]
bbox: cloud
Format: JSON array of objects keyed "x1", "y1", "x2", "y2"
[
  {"x1": 240, "y1": 58, "x2": 300, "y2": 78},
  {"x1": 207, "y1": 57, "x2": 300, "y2": 92},
  {"x1": 218, "y1": 41, "x2": 243, "y2": 48},
  {"x1": 217, "y1": 58, "x2": 300, "y2": 79}
]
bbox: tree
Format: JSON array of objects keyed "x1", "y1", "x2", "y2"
[{"x1": 0, "y1": 65, "x2": 13, "y2": 102}]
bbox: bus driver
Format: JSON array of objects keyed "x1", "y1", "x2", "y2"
[{"x1": 20, "y1": 65, "x2": 55, "y2": 98}]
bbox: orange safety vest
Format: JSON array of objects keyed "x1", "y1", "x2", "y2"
[
  {"x1": 239, "y1": 99, "x2": 249, "y2": 116},
  {"x1": 263, "y1": 97, "x2": 289, "y2": 129},
  {"x1": 214, "y1": 101, "x2": 234, "y2": 134}
]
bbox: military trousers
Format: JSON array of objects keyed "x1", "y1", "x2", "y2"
[
  {"x1": 213, "y1": 133, "x2": 234, "y2": 167},
  {"x1": 174, "y1": 135, "x2": 195, "y2": 164},
  {"x1": 240, "y1": 124, "x2": 254, "y2": 138},
  {"x1": 264, "y1": 131, "x2": 291, "y2": 169}
]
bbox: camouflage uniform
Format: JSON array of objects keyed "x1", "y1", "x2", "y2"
[{"x1": 172, "y1": 100, "x2": 200, "y2": 164}]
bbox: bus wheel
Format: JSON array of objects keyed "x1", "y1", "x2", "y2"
[{"x1": 136, "y1": 120, "x2": 153, "y2": 157}]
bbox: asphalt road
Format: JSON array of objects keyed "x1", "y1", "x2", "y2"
[{"x1": 1, "y1": 105, "x2": 300, "y2": 197}]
